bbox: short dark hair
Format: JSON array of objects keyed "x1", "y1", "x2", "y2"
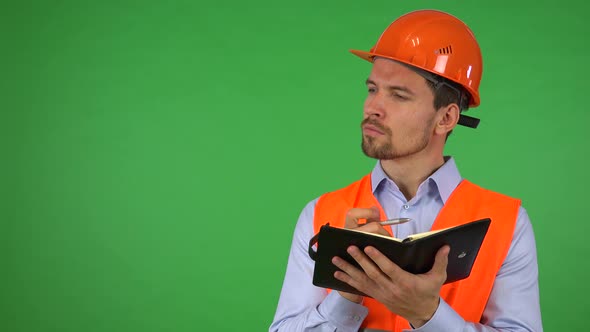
[
  {"x1": 395, "y1": 61, "x2": 472, "y2": 139},
  {"x1": 425, "y1": 77, "x2": 470, "y2": 113},
  {"x1": 422, "y1": 73, "x2": 471, "y2": 140}
]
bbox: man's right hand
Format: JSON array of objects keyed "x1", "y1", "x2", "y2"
[{"x1": 337, "y1": 206, "x2": 391, "y2": 303}]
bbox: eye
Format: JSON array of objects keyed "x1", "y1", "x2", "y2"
[
  {"x1": 367, "y1": 87, "x2": 376, "y2": 94},
  {"x1": 392, "y1": 93, "x2": 409, "y2": 101}
]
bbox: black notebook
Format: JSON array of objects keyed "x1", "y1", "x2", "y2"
[{"x1": 308, "y1": 218, "x2": 491, "y2": 296}]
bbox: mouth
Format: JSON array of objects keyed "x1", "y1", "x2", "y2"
[{"x1": 362, "y1": 124, "x2": 386, "y2": 136}]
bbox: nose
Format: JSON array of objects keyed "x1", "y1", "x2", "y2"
[{"x1": 363, "y1": 93, "x2": 385, "y2": 119}]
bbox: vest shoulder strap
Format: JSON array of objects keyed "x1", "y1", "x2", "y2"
[{"x1": 314, "y1": 174, "x2": 379, "y2": 233}]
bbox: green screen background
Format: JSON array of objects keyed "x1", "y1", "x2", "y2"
[{"x1": 3, "y1": 1, "x2": 588, "y2": 331}]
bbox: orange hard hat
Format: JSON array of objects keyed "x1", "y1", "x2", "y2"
[{"x1": 351, "y1": 9, "x2": 483, "y2": 108}]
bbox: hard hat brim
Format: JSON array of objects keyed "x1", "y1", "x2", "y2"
[{"x1": 350, "y1": 49, "x2": 374, "y2": 62}]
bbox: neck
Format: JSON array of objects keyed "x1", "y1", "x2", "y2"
[{"x1": 380, "y1": 152, "x2": 445, "y2": 201}]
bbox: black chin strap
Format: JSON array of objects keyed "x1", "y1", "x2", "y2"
[{"x1": 458, "y1": 114, "x2": 480, "y2": 128}]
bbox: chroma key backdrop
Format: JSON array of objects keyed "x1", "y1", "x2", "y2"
[{"x1": 3, "y1": 0, "x2": 588, "y2": 331}]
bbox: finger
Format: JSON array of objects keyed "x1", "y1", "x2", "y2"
[
  {"x1": 346, "y1": 245, "x2": 389, "y2": 284},
  {"x1": 368, "y1": 206, "x2": 381, "y2": 221},
  {"x1": 344, "y1": 207, "x2": 381, "y2": 229},
  {"x1": 363, "y1": 245, "x2": 408, "y2": 283},
  {"x1": 428, "y1": 245, "x2": 450, "y2": 281},
  {"x1": 356, "y1": 223, "x2": 391, "y2": 236},
  {"x1": 331, "y1": 254, "x2": 366, "y2": 283},
  {"x1": 366, "y1": 206, "x2": 381, "y2": 223},
  {"x1": 332, "y1": 249, "x2": 376, "y2": 296},
  {"x1": 344, "y1": 207, "x2": 380, "y2": 228},
  {"x1": 333, "y1": 269, "x2": 367, "y2": 295}
]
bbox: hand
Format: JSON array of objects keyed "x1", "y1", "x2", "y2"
[
  {"x1": 332, "y1": 244, "x2": 450, "y2": 327},
  {"x1": 344, "y1": 206, "x2": 391, "y2": 236},
  {"x1": 336, "y1": 207, "x2": 389, "y2": 303}
]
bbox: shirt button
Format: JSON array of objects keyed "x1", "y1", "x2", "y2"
[{"x1": 403, "y1": 204, "x2": 409, "y2": 210}]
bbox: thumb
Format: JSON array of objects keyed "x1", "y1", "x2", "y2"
[{"x1": 430, "y1": 245, "x2": 450, "y2": 280}]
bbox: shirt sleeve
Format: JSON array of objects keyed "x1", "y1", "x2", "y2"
[
  {"x1": 269, "y1": 199, "x2": 369, "y2": 332},
  {"x1": 409, "y1": 207, "x2": 543, "y2": 332}
]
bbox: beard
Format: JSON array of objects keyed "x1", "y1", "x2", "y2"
[{"x1": 361, "y1": 118, "x2": 432, "y2": 160}]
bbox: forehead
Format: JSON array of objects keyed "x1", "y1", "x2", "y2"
[{"x1": 368, "y1": 58, "x2": 428, "y2": 87}]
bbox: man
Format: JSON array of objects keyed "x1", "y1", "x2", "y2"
[{"x1": 270, "y1": 9, "x2": 542, "y2": 332}]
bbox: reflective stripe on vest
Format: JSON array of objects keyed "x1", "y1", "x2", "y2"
[{"x1": 313, "y1": 175, "x2": 520, "y2": 332}]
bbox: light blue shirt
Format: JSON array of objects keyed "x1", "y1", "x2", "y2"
[{"x1": 270, "y1": 158, "x2": 543, "y2": 331}]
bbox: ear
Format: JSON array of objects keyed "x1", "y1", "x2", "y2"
[{"x1": 434, "y1": 103, "x2": 460, "y2": 136}]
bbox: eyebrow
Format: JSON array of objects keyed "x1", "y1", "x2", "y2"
[{"x1": 365, "y1": 79, "x2": 415, "y2": 95}]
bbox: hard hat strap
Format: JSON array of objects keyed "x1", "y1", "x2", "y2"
[{"x1": 457, "y1": 114, "x2": 480, "y2": 128}]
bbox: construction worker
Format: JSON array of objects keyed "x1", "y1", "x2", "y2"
[{"x1": 270, "y1": 9, "x2": 542, "y2": 332}]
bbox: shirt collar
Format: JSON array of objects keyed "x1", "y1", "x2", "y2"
[{"x1": 370, "y1": 156, "x2": 463, "y2": 204}]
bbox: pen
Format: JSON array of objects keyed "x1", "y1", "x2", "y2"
[{"x1": 358, "y1": 217, "x2": 412, "y2": 226}]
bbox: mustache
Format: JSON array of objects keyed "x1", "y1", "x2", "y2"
[{"x1": 361, "y1": 118, "x2": 391, "y2": 134}]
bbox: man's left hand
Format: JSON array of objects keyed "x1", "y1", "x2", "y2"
[{"x1": 332, "y1": 244, "x2": 450, "y2": 328}]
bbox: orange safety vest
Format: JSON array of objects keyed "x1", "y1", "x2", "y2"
[{"x1": 313, "y1": 174, "x2": 520, "y2": 331}]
